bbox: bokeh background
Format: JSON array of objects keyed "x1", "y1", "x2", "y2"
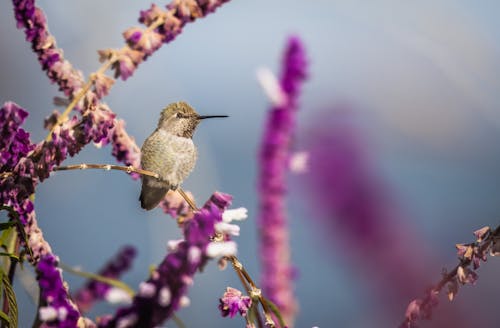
[{"x1": 2, "y1": 0, "x2": 500, "y2": 327}]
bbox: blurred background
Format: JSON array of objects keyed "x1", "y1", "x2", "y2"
[{"x1": 2, "y1": 0, "x2": 500, "y2": 327}]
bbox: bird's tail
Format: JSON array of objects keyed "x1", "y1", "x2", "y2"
[{"x1": 140, "y1": 179, "x2": 169, "y2": 210}]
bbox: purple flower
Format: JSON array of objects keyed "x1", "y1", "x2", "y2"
[
  {"x1": 123, "y1": 27, "x2": 163, "y2": 57},
  {"x1": 219, "y1": 287, "x2": 252, "y2": 318},
  {"x1": 99, "y1": 192, "x2": 231, "y2": 327},
  {"x1": 18, "y1": 200, "x2": 53, "y2": 263},
  {"x1": 0, "y1": 102, "x2": 34, "y2": 171},
  {"x1": 139, "y1": 4, "x2": 165, "y2": 26},
  {"x1": 473, "y1": 226, "x2": 490, "y2": 242},
  {"x1": 98, "y1": 48, "x2": 145, "y2": 81},
  {"x1": 36, "y1": 254, "x2": 81, "y2": 327},
  {"x1": 167, "y1": 0, "x2": 203, "y2": 22},
  {"x1": 74, "y1": 246, "x2": 137, "y2": 313},
  {"x1": 159, "y1": 190, "x2": 194, "y2": 218},
  {"x1": 92, "y1": 73, "x2": 115, "y2": 99},
  {"x1": 85, "y1": 104, "x2": 116, "y2": 144},
  {"x1": 197, "y1": 0, "x2": 230, "y2": 13},
  {"x1": 123, "y1": 27, "x2": 144, "y2": 46},
  {"x1": 257, "y1": 36, "x2": 308, "y2": 326},
  {"x1": 111, "y1": 119, "x2": 141, "y2": 179}
]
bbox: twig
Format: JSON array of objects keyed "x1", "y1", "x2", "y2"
[
  {"x1": 53, "y1": 163, "x2": 158, "y2": 178},
  {"x1": 54, "y1": 164, "x2": 201, "y2": 210},
  {"x1": 177, "y1": 188, "x2": 199, "y2": 213}
]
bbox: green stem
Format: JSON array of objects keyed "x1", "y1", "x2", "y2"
[{"x1": 59, "y1": 263, "x2": 135, "y2": 297}]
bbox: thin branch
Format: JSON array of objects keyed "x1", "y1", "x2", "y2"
[
  {"x1": 177, "y1": 188, "x2": 199, "y2": 213},
  {"x1": 53, "y1": 163, "x2": 158, "y2": 179},
  {"x1": 53, "y1": 164, "x2": 203, "y2": 209}
]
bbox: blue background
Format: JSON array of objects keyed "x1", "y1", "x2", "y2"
[{"x1": 2, "y1": 1, "x2": 500, "y2": 327}]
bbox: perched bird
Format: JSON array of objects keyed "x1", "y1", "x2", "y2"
[{"x1": 139, "y1": 101, "x2": 227, "y2": 210}]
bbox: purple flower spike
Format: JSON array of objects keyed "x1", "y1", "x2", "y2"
[
  {"x1": 107, "y1": 0, "x2": 231, "y2": 80},
  {"x1": 219, "y1": 287, "x2": 252, "y2": 318},
  {"x1": 257, "y1": 36, "x2": 308, "y2": 326},
  {"x1": 74, "y1": 246, "x2": 137, "y2": 313},
  {"x1": 37, "y1": 254, "x2": 81, "y2": 327},
  {"x1": 13, "y1": 0, "x2": 85, "y2": 97},
  {"x1": 99, "y1": 193, "x2": 231, "y2": 327},
  {"x1": 279, "y1": 37, "x2": 308, "y2": 102},
  {"x1": 400, "y1": 225, "x2": 500, "y2": 327}
]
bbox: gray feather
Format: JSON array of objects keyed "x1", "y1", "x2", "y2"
[{"x1": 139, "y1": 177, "x2": 169, "y2": 210}]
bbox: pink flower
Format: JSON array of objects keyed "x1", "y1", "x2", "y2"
[{"x1": 219, "y1": 287, "x2": 252, "y2": 318}]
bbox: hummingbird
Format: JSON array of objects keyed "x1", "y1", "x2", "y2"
[{"x1": 139, "y1": 101, "x2": 228, "y2": 210}]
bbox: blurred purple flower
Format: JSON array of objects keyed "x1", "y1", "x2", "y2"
[
  {"x1": 303, "y1": 108, "x2": 469, "y2": 327},
  {"x1": 74, "y1": 246, "x2": 137, "y2": 313},
  {"x1": 257, "y1": 36, "x2": 307, "y2": 326},
  {"x1": 36, "y1": 254, "x2": 81, "y2": 327},
  {"x1": 99, "y1": 192, "x2": 231, "y2": 327}
]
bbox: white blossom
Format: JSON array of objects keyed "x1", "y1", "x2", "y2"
[
  {"x1": 158, "y1": 287, "x2": 171, "y2": 306},
  {"x1": 215, "y1": 222, "x2": 240, "y2": 236},
  {"x1": 222, "y1": 207, "x2": 248, "y2": 223},
  {"x1": 289, "y1": 151, "x2": 309, "y2": 173},
  {"x1": 206, "y1": 241, "x2": 237, "y2": 258},
  {"x1": 105, "y1": 287, "x2": 133, "y2": 305},
  {"x1": 138, "y1": 282, "x2": 156, "y2": 297},
  {"x1": 256, "y1": 67, "x2": 287, "y2": 107}
]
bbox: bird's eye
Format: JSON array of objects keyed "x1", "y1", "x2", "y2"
[{"x1": 176, "y1": 113, "x2": 182, "y2": 118}]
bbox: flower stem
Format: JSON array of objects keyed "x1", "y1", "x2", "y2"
[{"x1": 59, "y1": 262, "x2": 135, "y2": 297}]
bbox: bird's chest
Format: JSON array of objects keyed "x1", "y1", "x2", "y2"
[{"x1": 142, "y1": 131, "x2": 196, "y2": 185}]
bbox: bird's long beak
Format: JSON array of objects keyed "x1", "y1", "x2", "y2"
[{"x1": 197, "y1": 115, "x2": 229, "y2": 120}]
